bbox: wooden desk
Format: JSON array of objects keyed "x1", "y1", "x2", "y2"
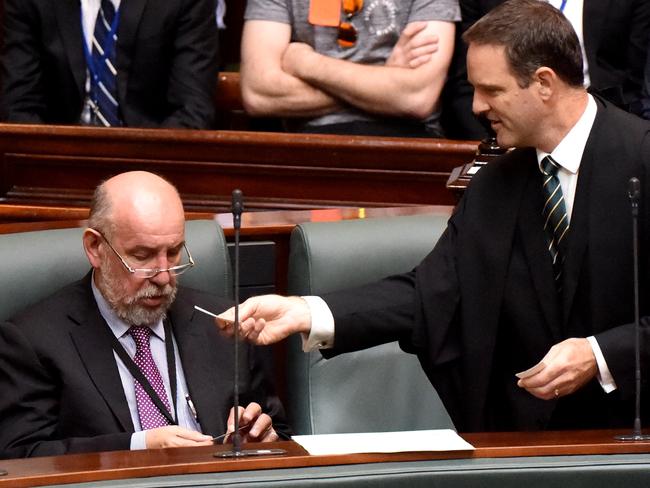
[
  {"x1": 1, "y1": 431, "x2": 649, "y2": 487},
  {"x1": 0, "y1": 123, "x2": 476, "y2": 223}
]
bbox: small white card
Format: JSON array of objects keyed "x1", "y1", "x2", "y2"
[
  {"x1": 292, "y1": 429, "x2": 474, "y2": 456},
  {"x1": 515, "y1": 361, "x2": 545, "y2": 379}
]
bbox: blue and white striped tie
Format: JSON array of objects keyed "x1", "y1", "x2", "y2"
[
  {"x1": 541, "y1": 155, "x2": 570, "y2": 289},
  {"x1": 90, "y1": 0, "x2": 122, "y2": 126}
]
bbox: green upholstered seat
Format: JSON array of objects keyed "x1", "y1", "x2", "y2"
[{"x1": 286, "y1": 214, "x2": 455, "y2": 434}]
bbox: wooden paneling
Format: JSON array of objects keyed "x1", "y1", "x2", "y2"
[{"x1": 0, "y1": 124, "x2": 477, "y2": 222}]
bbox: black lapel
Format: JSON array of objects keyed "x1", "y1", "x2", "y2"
[
  {"x1": 560, "y1": 142, "x2": 597, "y2": 327},
  {"x1": 517, "y1": 160, "x2": 563, "y2": 342},
  {"x1": 115, "y1": 0, "x2": 149, "y2": 103},
  {"x1": 53, "y1": 0, "x2": 86, "y2": 100},
  {"x1": 169, "y1": 297, "x2": 232, "y2": 436},
  {"x1": 68, "y1": 277, "x2": 134, "y2": 432}
]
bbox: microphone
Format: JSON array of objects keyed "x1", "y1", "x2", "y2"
[
  {"x1": 216, "y1": 190, "x2": 286, "y2": 458},
  {"x1": 615, "y1": 177, "x2": 650, "y2": 441}
]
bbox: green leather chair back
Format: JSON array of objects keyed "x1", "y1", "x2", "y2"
[
  {"x1": 287, "y1": 214, "x2": 455, "y2": 434},
  {"x1": 0, "y1": 219, "x2": 231, "y2": 322}
]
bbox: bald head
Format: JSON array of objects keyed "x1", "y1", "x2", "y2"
[{"x1": 88, "y1": 171, "x2": 185, "y2": 238}]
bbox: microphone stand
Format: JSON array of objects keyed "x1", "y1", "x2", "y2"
[
  {"x1": 217, "y1": 189, "x2": 286, "y2": 458},
  {"x1": 615, "y1": 177, "x2": 650, "y2": 441}
]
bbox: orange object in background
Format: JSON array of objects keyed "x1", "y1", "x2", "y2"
[{"x1": 309, "y1": 0, "x2": 341, "y2": 27}]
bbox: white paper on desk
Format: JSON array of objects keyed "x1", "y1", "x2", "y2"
[{"x1": 292, "y1": 429, "x2": 474, "y2": 456}]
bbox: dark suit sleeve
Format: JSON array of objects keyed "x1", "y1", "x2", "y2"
[
  {"x1": 0, "y1": 0, "x2": 48, "y2": 123},
  {"x1": 0, "y1": 321, "x2": 131, "y2": 459},
  {"x1": 593, "y1": 129, "x2": 650, "y2": 399},
  {"x1": 159, "y1": 0, "x2": 219, "y2": 129}
]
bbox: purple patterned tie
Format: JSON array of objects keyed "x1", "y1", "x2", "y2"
[{"x1": 129, "y1": 326, "x2": 172, "y2": 429}]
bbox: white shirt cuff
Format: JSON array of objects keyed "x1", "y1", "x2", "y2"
[
  {"x1": 130, "y1": 431, "x2": 147, "y2": 450},
  {"x1": 301, "y1": 296, "x2": 335, "y2": 351},
  {"x1": 587, "y1": 335, "x2": 617, "y2": 393}
]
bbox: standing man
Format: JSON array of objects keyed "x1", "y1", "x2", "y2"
[
  {"x1": 222, "y1": 0, "x2": 650, "y2": 432},
  {"x1": 240, "y1": 0, "x2": 460, "y2": 137},
  {"x1": 1, "y1": 0, "x2": 219, "y2": 128},
  {"x1": 442, "y1": 0, "x2": 650, "y2": 139},
  {"x1": 0, "y1": 172, "x2": 287, "y2": 458}
]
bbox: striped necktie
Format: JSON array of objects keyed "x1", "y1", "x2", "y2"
[
  {"x1": 90, "y1": 0, "x2": 122, "y2": 126},
  {"x1": 541, "y1": 155, "x2": 569, "y2": 288}
]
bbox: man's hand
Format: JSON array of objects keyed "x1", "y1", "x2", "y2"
[
  {"x1": 223, "y1": 403, "x2": 278, "y2": 443},
  {"x1": 216, "y1": 295, "x2": 311, "y2": 346},
  {"x1": 145, "y1": 426, "x2": 213, "y2": 449},
  {"x1": 386, "y1": 21, "x2": 439, "y2": 69},
  {"x1": 517, "y1": 338, "x2": 598, "y2": 400}
]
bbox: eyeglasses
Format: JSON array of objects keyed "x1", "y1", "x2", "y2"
[
  {"x1": 338, "y1": 0, "x2": 363, "y2": 49},
  {"x1": 93, "y1": 230, "x2": 195, "y2": 279}
]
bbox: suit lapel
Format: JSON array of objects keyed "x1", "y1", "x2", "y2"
[
  {"x1": 68, "y1": 285, "x2": 134, "y2": 432},
  {"x1": 53, "y1": 0, "x2": 86, "y2": 100},
  {"x1": 560, "y1": 146, "x2": 595, "y2": 327},
  {"x1": 169, "y1": 301, "x2": 231, "y2": 436},
  {"x1": 115, "y1": 0, "x2": 149, "y2": 103},
  {"x1": 517, "y1": 161, "x2": 563, "y2": 342}
]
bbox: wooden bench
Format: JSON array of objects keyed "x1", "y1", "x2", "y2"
[{"x1": 0, "y1": 123, "x2": 478, "y2": 223}]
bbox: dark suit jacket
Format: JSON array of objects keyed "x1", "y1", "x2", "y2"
[
  {"x1": 442, "y1": 0, "x2": 650, "y2": 139},
  {"x1": 0, "y1": 275, "x2": 287, "y2": 458},
  {"x1": 0, "y1": 0, "x2": 219, "y2": 128},
  {"x1": 324, "y1": 99, "x2": 650, "y2": 432}
]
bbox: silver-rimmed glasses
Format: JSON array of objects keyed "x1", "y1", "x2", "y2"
[{"x1": 93, "y1": 229, "x2": 195, "y2": 279}]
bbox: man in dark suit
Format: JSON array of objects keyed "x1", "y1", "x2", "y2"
[
  {"x1": 221, "y1": 0, "x2": 650, "y2": 432},
  {"x1": 0, "y1": 0, "x2": 219, "y2": 128},
  {"x1": 0, "y1": 171, "x2": 286, "y2": 458},
  {"x1": 442, "y1": 0, "x2": 650, "y2": 139}
]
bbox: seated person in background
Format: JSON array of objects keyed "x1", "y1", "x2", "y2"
[
  {"x1": 221, "y1": 0, "x2": 650, "y2": 433},
  {"x1": 442, "y1": 0, "x2": 650, "y2": 139},
  {"x1": 240, "y1": 0, "x2": 460, "y2": 138},
  {"x1": 0, "y1": 171, "x2": 287, "y2": 459},
  {"x1": 0, "y1": 0, "x2": 219, "y2": 128}
]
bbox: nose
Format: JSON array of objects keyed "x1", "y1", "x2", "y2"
[
  {"x1": 149, "y1": 268, "x2": 172, "y2": 287},
  {"x1": 472, "y1": 91, "x2": 489, "y2": 118}
]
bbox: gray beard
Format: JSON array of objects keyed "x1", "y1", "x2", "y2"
[{"x1": 97, "y1": 258, "x2": 178, "y2": 326}]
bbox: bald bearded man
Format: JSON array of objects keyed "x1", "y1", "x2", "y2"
[{"x1": 0, "y1": 171, "x2": 288, "y2": 459}]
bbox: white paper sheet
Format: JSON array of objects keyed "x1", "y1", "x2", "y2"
[{"x1": 292, "y1": 429, "x2": 474, "y2": 456}]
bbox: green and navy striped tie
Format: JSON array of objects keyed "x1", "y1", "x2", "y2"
[{"x1": 541, "y1": 156, "x2": 569, "y2": 288}]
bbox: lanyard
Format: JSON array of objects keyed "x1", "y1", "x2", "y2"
[
  {"x1": 80, "y1": 4, "x2": 121, "y2": 85},
  {"x1": 109, "y1": 320, "x2": 179, "y2": 427},
  {"x1": 559, "y1": 0, "x2": 567, "y2": 12}
]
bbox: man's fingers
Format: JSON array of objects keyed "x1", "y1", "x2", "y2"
[{"x1": 401, "y1": 21, "x2": 428, "y2": 39}]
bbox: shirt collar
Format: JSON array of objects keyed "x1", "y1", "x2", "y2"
[
  {"x1": 536, "y1": 94, "x2": 597, "y2": 175},
  {"x1": 91, "y1": 271, "x2": 165, "y2": 340}
]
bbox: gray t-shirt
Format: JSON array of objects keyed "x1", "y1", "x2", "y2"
[{"x1": 245, "y1": 0, "x2": 460, "y2": 133}]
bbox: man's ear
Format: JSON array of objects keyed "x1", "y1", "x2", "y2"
[
  {"x1": 533, "y1": 66, "x2": 556, "y2": 100},
  {"x1": 83, "y1": 229, "x2": 103, "y2": 269}
]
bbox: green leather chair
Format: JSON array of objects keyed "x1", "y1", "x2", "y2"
[
  {"x1": 286, "y1": 214, "x2": 455, "y2": 434},
  {"x1": 0, "y1": 219, "x2": 232, "y2": 322}
]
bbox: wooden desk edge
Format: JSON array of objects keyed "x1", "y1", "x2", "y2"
[{"x1": 2, "y1": 430, "x2": 650, "y2": 487}]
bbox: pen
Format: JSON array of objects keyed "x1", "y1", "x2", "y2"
[
  {"x1": 185, "y1": 394, "x2": 198, "y2": 421},
  {"x1": 193, "y1": 305, "x2": 234, "y2": 326}
]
